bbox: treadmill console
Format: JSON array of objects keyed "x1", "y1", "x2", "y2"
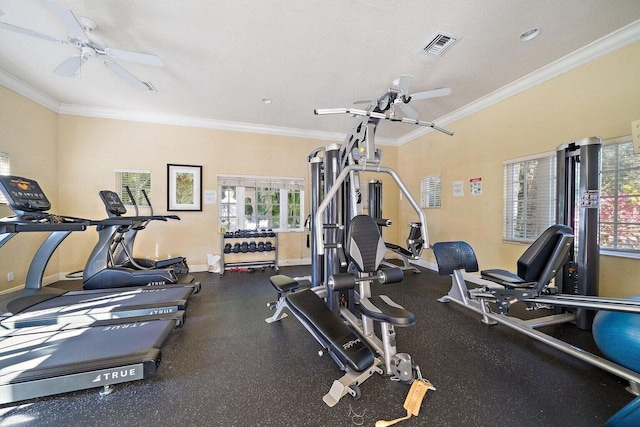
[
  {"x1": 0, "y1": 176, "x2": 51, "y2": 213},
  {"x1": 99, "y1": 190, "x2": 127, "y2": 216}
]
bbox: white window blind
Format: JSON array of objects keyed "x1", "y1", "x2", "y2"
[
  {"x1": 420, "y1": 175, "x2": 441, "y2": 208},
  {"x1": 503, "y1": 154, "x2": 556, "y2": 242},
  {"x1": 600, "y1": 139, "x2": 640, "y2": 252},
  {"x1": 218, "y1": 175, "x2": 304, "y2": 232},
  {"x1": 115, "y1": 169, "x2": 151, "y2": 206},
  {"x1": 0, "y1": 152, "x2": 10, "y2": 204}
]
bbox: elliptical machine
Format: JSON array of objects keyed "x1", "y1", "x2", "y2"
[
  {"x1": 111, "y1": 187, "x2": 190, "y2": 277},
  {"x1": 83, "y1": 190, "x2": 194, "y2": 290}
]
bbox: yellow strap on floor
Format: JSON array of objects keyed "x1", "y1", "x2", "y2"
[{"x1": 375, "y1": 379, "x2": 436, "y2": 427}]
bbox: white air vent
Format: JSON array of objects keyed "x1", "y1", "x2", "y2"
[{"x1": 423, "y1": 32, "x2": 458, "y2": 57}]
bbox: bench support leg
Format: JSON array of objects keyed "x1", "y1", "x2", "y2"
[
  {"x1": 322, "y1": 359, "x2": 384, "y2": 407},
  {"x1": 265, "y1": 299, "x2": 288, "y2": 323}
]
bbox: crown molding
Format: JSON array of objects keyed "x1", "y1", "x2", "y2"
[
  {"x1": 397, "y1": 19, "x2": 640, "y2": 146},
  {"x1": 3, "y1": 19, "x2": 638, "y2": 147},
  {"x1": 57, "y1": 104, "x2": 398, "y2": 145},
  {"x1": 0, "y1": 69, "x2": 60, "y2": 112},
  {"x1": 59, "y1": 103, "x2": 353, "y2": 142}
]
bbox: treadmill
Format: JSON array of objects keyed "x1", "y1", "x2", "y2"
[
  {"x1": 0, "y1": 176, "x2": 193, "y2": 329},
  {"x1": 0, "y1": 315, "x2": 176, "y2": 404}
]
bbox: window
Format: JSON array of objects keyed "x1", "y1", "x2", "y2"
[
  {"x1": 600, "y1": 139, "x2": 640, "y2": 252},
  {"x1": 420, "y1": 175, "x2": 441, "y2": 208},
  {"x1": 115, "y1": 169, "x2": 151, "y2": 206},
  {"x1": 503, "y1": 154, "x2": 556, "y2": 242},
  {"x1": 218, "y1": 175, "x2": 304, "y2": 232},
  {"x1": 0, "y1": 152, "x2": 10, "y2": 204}
]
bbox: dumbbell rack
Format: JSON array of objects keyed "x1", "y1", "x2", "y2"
[{"x1": 219, "y1": 229, "x2": 279, "y2": 277}]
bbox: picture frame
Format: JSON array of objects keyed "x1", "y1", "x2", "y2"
[{"x1": 167, "y1": 164, "x2": 202, "y2": 211}]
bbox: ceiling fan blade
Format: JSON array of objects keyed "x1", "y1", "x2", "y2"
[
  {"x1": 353, "y1": 99, "x2": 373, "y2": 105},
  {"x1": 104, "y1": 61, "x2": 156, "y2": 91},
  {"x1": 410, "y1": 87, "x2": 452, "y2": 100},
  {"x1": 106, "y1": 48, "x2": 164, "y2": 67},
  {"x1": 0, "y1": 21, "x2": 68, "y2": 44},
  {"x1": 394, "y1": 75, "x2": 413, "y2": 94},
  {"x1": 53, "y1": 55, "x2": 87, "y2": 77},
  {"x1": 400, "y1": 103, "x2": 420, "y2": 120},
  {"x1": 44, "y1": 0, "x2": 89, "y2": 43}
]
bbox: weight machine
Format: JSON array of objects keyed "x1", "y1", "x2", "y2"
[
  {"x1": 266, "y1": 101, "x2": 453, "y2": 405},
  {"x1": 434, "y1": 136, "x2": 640, "y2": 396},
  {"x1": 556, "y1": 136, "x2": 601, "y2": 330}
]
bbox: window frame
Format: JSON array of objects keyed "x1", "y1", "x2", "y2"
[
  {"x1": 0, "y1": 152, "x2": 10, "y2": 204},
  {"x1": 115, "y1": 169, "x2": 152, "y2": 208},
  {"x1": 420, "y1": 174, "x2": 442, "y2": 209},
  {"x1": 217, "y1": 174, "x2": 305, "y2": 232},
  {"x1": 599, "y1": 136, "x2": 640, "y2": 257},
  {"x1": 502, "y1": 152, "x2": 557, "y2": 243}
]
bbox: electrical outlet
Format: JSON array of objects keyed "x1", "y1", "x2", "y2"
[
  {"x1": 7, "y1": 272, "x2": 14, "y2": 281},
  {"x1": 632, "y1": 119, "x2": 640, "y2": 154}
]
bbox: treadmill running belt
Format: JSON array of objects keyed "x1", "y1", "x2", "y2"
[
  {"x1": 0, "y1": 318, "x2": 175, "y2": 404},
  {"x1": 2, "y1": 287, "x2": 191, "y2": 328}
]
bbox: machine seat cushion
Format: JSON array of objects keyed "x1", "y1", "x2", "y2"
[
  {"x1": 359, "y1": 295, "x2": 415, "y2": 326},
  {"x1": 269, "y1": 275, "x2": 299, "y2": 293},
  {"x1": 286, "y1": 289, "x2": 375, "y2": 372},
  {"x1": 481, "y1": 269, "x2": 536, "y2": 289}
]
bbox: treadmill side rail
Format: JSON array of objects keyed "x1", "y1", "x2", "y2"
[{"x1": 0, "y1": 355, "x2": 158, "y2": 405}]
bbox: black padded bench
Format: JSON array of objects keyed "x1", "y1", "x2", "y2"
[
  {"x1": 285, "y1": 289, "x2": 375, "y2": 372},
  {"x1": 265, "y1": 275, "x2": 300, "y2": 323},
  {"x1": 270, "y1": 274, "x2": 299, "y2": 298}
]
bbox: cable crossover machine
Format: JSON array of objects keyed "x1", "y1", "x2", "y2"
[{"x1": 266, "y1": 92, "x2": 454, "y2": 406}]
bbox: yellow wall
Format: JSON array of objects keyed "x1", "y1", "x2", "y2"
[
  {"x1": 401, "y1": 41, "x2": 640, "y2": 297},
  {"x1": 56, "y1": 116, "x2": 346, "y2": 274},
  {"x1": 1, "y1": 42, "x2": 638, "y2": 296},
  {"x1": 0, "y1": 86, "x2": 59, "y2": 292}
]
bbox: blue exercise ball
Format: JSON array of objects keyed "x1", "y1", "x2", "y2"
[{"x1": 593, "y1": 296, "x2": 640, "y2": 373}]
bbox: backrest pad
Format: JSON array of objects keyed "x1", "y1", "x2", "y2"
[
  {"x1": 346, "y1": 215, "x2": 387, "y2": 273},
  {"x1": 432, "y1": 241, "x2": 479, "y2": 275},
  {"x1": 517, "y1": 224, "x2": 572, "y2": 281}
]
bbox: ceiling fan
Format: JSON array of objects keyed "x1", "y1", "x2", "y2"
[
  {"x1": 357, "y1": 75, "x2": 452, "y2": 119},
  {"x1": 0, "y1": 0, "x2": 163, "y2": 91}
]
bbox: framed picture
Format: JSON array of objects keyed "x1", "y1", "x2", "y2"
[{"x1": 167, "y1": 164, "x2": 202, "y2": 211}]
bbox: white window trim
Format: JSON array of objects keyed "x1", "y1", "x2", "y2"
[
  {"x1": 599, "y1": 135, "x2": 640, "y2": 257},
  {"x1": 420, "y1": 174, "x2": 442, "y2": 209},
  {"x1": 0, "y1": 152, "x2": 10, "y2": 204},
  {"x1": 115, "y1": 169, "x2": 151, "y2": 207},
  {"x1": 503, "y1": 154, "x2": 556, "y2": 243},
  {"x1": 217, "y1": 174, "x2": 305, "y2": 232}
]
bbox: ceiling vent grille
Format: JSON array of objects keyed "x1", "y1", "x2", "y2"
[{"x1": 423, "y1": 32, "x2": 458, "y2": 57}]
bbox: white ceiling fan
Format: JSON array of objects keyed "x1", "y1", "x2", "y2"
[
  {"x1": 0, "y1": 0, "x2": 163, "y2": 91},
  {"x1": 357, "y1": 75, "x2": 452, "y2": 119}
]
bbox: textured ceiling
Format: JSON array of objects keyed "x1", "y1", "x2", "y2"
[{"x1": 1, "y1": 0, "x2": 639, "y2": 141}]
